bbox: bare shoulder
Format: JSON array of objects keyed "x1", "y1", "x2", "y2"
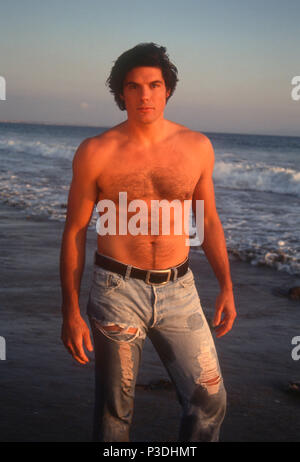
[
  {"x1": 190, "y1": 131, "x2": 214, "y2": 165},
  {"x1": 74, "y1": 126, "x2": 121, "y2": 159},
  {"x1": 72, "y1": 125, "x2": 123, "y2": 174},
  {"x1": 169, "y1": 121, "x2": 212, "y2": 147},
  {"x1": 170, "y1": 122, "x2": 214, "y2": 162},
  {"x1": 182, "y1": 128, "x2": 213, "y2": 152}
]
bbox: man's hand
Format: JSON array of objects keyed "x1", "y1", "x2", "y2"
[
  {"x1": 61, "y1": 313, "x2": 93, "y2": 364},
  {"x1": 213, "y1": 288, "x2": 237, "y2": 338}
]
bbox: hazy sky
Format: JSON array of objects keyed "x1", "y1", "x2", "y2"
[{"x1": 0, "y1": 0, "x2": 300, "y2": 135}]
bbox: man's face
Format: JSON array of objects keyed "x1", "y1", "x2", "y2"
[{"x1": 120, "y1": 66, "x2": 171, "y2": 124}]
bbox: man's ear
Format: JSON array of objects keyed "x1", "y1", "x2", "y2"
[
  {"x1": 119, "y1": 93, "x2": 124, "y2": 101},
  {"x1": 166, "y1": 88, "x2": 171, "y2": 99}
]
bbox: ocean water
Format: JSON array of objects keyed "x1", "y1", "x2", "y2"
[{"x1": 0, "y1": 122, "x2": 299, "y2": 276}]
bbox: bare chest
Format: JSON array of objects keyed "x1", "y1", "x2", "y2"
[{"x1": 97, "y1": 147, "x2": 201, "y2": 203}]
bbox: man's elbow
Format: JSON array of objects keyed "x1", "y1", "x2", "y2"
[
  {"x1": 62, "y1": 220, "x2": 90, "y2": 243},
  {"x1": 201, "y1": 214, "x2": 222, "y2": 241},
  {"x1": 203, "y1": 213, "x2": 221, "y2": 228}
]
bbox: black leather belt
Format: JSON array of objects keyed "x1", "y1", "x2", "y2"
[{"x1": 94, "y1": 252, "x2": 189, "y2": 285}]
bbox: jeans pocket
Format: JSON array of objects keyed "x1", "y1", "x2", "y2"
[
  {"x1": 178, "y1": 268, "x2": 195, "y2": 288},
  {"x1": 93, "y1": 265, "x2": 124, "y2": 292}
]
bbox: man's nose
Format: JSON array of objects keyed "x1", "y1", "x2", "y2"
[{"x1": 140, "y1": 87, "x2": 150, "y2": 101}]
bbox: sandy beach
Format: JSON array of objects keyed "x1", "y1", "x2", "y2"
[{"x1": 0, "y1": 203, "x2": 300, "y2": 442}]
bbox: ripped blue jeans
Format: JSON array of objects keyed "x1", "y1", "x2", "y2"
[{"x1": 86, "y1": 253, "x2": 226, "y2": 442}]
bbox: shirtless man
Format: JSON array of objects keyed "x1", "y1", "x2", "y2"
[{"x1": 60, "y1": 43, "x2": 236, "y2": 442}]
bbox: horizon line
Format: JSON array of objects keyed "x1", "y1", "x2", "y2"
[{"x1": 0, "y1": 119, "x2": 299, "y2": 139}]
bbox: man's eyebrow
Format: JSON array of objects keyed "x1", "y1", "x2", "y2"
[
  {"x1": 124, "y1": 81, "x2": 138, "y2": 87},
  {"x1": 124, "y1": 80, "x2": 164, "y2": 86}
]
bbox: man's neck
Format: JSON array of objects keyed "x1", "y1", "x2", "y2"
[{"x1": 124, "y1": 117, "x2": 169, "y2": 147}]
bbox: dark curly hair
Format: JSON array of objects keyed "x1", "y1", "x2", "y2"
[{"x1": 106, "y1": 42, "x2": 179, "y2": 111}]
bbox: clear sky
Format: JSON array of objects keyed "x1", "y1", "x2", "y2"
[{"x1": 0, "y1": 0, "x2": 300, "y2": 135}]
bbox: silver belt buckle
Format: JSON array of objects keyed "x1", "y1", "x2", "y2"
[{"x1": 145, "y1": 268, "x2": 172, "y2": 285}]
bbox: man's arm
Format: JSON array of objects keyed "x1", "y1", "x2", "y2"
[
  {"x1": 192, "y1": 135, "x2": 236, "y2": 337},
  {"x1": 60, "y1": 137, "x2": 99, "y2": 363}
]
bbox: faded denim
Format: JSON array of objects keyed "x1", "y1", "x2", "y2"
[{"x1": 86, "y1": 252, "x2": 226, "y2": 442}]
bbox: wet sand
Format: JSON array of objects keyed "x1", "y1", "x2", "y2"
[{"x1": 0, "y1": 203, "x2": 300, "y2": 442}]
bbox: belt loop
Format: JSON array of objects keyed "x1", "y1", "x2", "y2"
[
  {"x1": 124, "y1": 265, "x2": 132, "y2": 281},
  {"x1": 173, "y1": 267, "x2": 178, "y2": 282}
]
